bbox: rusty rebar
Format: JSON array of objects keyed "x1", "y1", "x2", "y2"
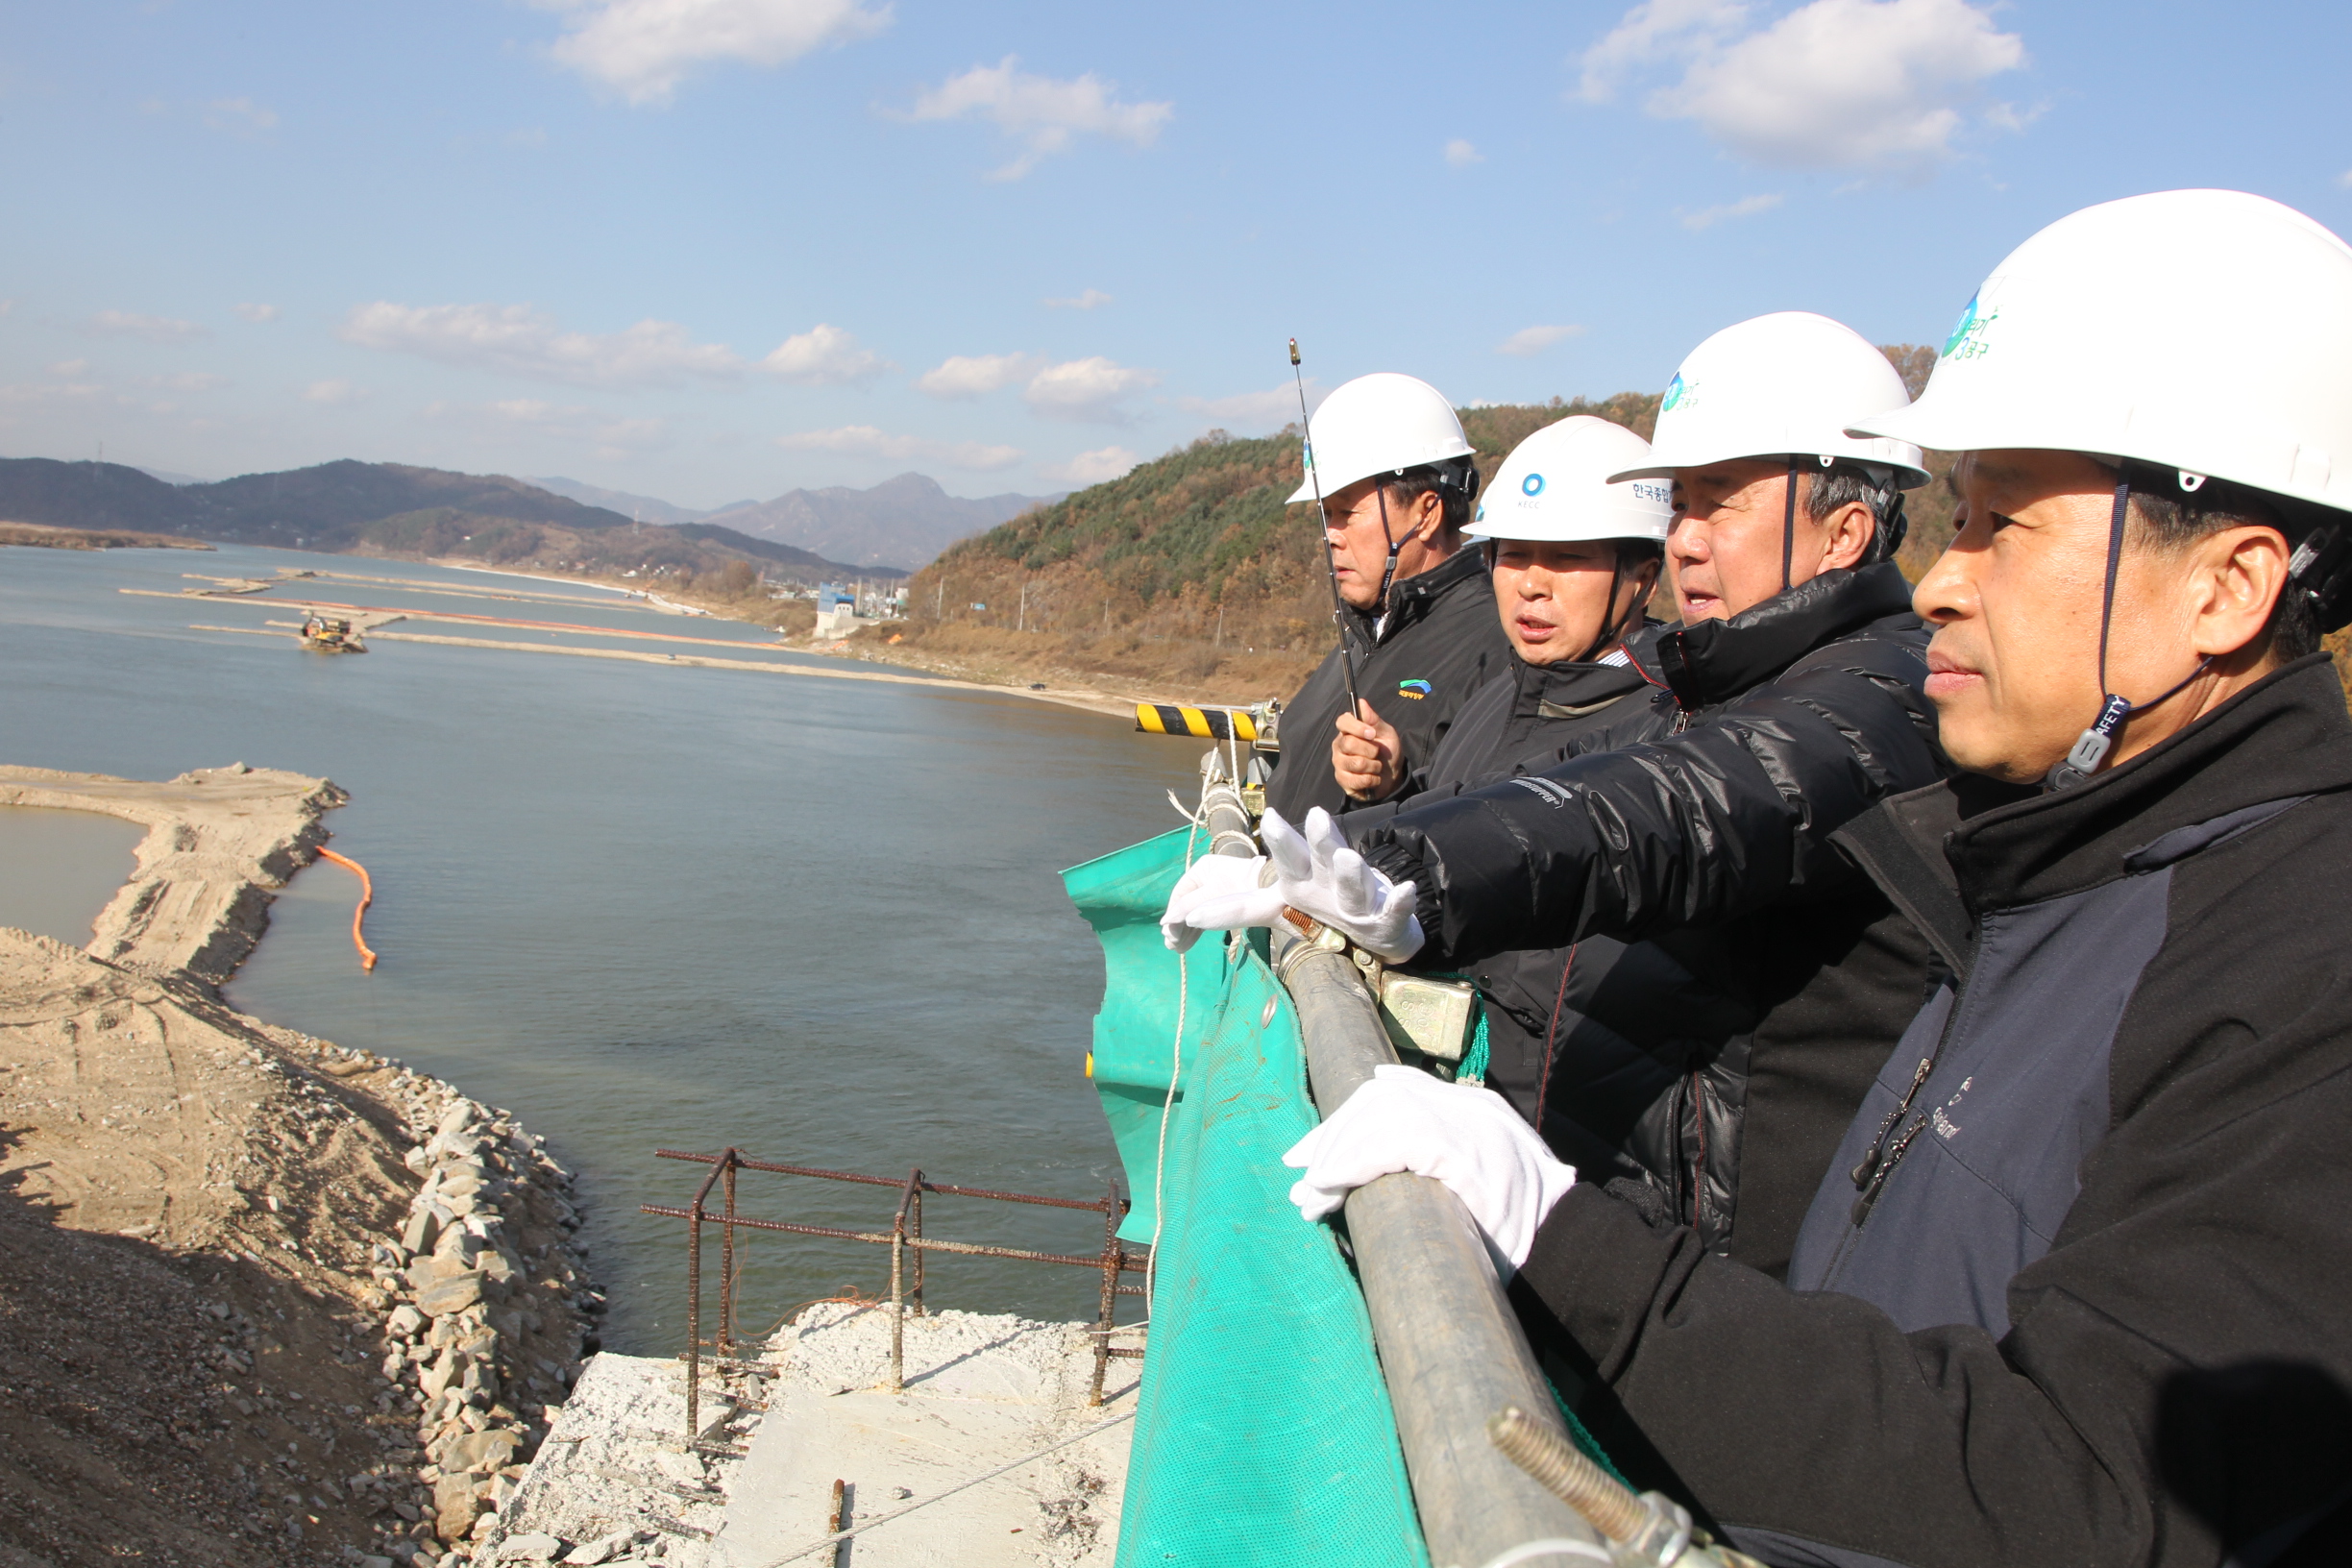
[
  {"x1": 654, "y1": 1149, "x2": 1126, "y2": 1213},
  {"x1": 1090, "y1": 1179, "x2": 1120, "y2": 1407},
  {"x1": 638, "y1": 1206, "x2": 1149, "y2": 1279},
  {"x1": 719, "y1": 1149, "x2": 739, "y2": 1357},
  {"x1": 888, "y1": 1169, "x2": 919, "y2": 1394},
  {"x1": 682, "y1": 1156, "x2": 727, "y2": 1440},
  {"x1": 910, "y1": 1181, "x2": 924, "y2": 1318}
]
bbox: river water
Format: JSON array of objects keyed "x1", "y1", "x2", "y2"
[{"x1": 0, "y1": 544, "x2": 1199, "y2": 1351}]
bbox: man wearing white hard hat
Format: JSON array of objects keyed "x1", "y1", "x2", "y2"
[
  {"x1": 1177, "y1": 315, "x2": 1949, "y2": 1276},
  {"x1": 1281, "y1": 192, "x2": 2352, "y2": 1565},
  {"x1": 1326, "y1": 416, "x2": 1671, "y2": 1129},
  {"x1": 1261, "y1": 372, "x2": 1512, "y2": 823}
]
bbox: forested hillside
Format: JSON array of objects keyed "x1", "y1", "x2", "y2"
[{"x1": 886, "y1": 354, "x2": 1948, "y2": 701}]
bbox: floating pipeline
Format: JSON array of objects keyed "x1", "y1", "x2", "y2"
[{"x1": 317, "y1": 845, "x2": 379, "y2": 970}]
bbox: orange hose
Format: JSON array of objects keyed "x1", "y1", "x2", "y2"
[{"x1": 316, "y1": 846, "x2": 379, "y2": 971}]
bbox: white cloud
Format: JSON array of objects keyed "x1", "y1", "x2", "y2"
[
  {"x1": 537, "y1": 0, "x2": 891, "y2": 106},
  {"x1": 142, "y1": 372, "x2": 228, "y2": 392},
  {"x1": 1043, "y1": 288, "x2": 1113, "y2": 311},
  {"x1": 776, "y1": 425, "x2": 1024, "y2": 472},
  {"x1": 916, "y1": 352, "x2": 1042, "y2": 399},
  {"x1": 2340, "y1": 170, "x2": 2352, "y2": 191},
  {"x1": 48, "y1": 359, "x2": 87, "y2": 377},
  {"x1": 759, "y1": 323, "x2": 890, "y2": 385},
  {"x1": 1576, "y1": 0, "x2": 1751, "y2": 102},
  {"x1": 431, "y1": 397, "x2": 671, "y2": 457},
  {"x1": 1022, "y1": 355, "x2": 1160, "y2": 424},
  {"x1": 1680, "y1": 191, "x2": 1784, "y2": 230},
  {"x1": 234, "y1": 303, "x2": 280, "y2": 323},
  {"x1": 304, "y1": 379, "x2": 369, "y2": 405},
  {"x1": 203, "y1": 97, "x2": 279, "y2": 134},
  {"x1": 909, "y1": 57, "x2": 1173, "y2": 182},
  {"x1": 1177, "y1": 380, "x2": 1318, "y2": 430},
  {"x1": 1038, "y1": 446, "x2": 1138, "y2": 486},
  {"x1": 339, "y1": 302, "x2": 742, "y2": 387},
  {"x1": 1576, "y1": 0, "x2": 2024, "y2": 174},
  {"x1": 89, "y1": 309, "x2": 208, "y2": 344},
  {"x1": 1496, "y1": 325, "x2": 1585, "y2": 357},
  {"x1": 1444, "y1": 138, "x2": 1483, "y2": 167}
]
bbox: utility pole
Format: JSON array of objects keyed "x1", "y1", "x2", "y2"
[
  {"x1": 935, "y1": 577, "x2": 943, "y2": 619},
  {"x1": 1018, "y1": 580, "x2": 1027, "y2": 633}
]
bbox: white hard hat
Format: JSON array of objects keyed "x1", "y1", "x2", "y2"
[
  {"x1": 1610, "y1": 311, "x2": 1928, "y2": 489},
  {"x1": 1468, "y1": 417, "x2": 1672, "y2": 544},
  {"x1": 1851, "y1": 189, "x2": 2352, "y2": 519},
  {"x1": 1288, "y1": 372, "x2": 1477, "y2": 504}
]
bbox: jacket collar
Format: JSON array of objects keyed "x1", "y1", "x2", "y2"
[
  {"x1": 1868, "y1": 656, "x2": 2352, "y2": 920},
  {"x1": 1653, "y1": 562, "x2": 1917, "y2": 711},
  {"x1": 1510, "y1": 649, "x2": 1649, "y2": 720},
  {"x1": 1349, "y1": 545, "x2": 1486, "y2": 646}
]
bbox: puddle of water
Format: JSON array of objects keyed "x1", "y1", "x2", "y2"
[{"x1": 0, "y1": 807, "x2": 146, "y2": 945}]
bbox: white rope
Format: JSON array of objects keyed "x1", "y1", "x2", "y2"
[
  {"x1": 1145, "y1": 808, "x2": 1201, "y2": 1310},
  {"x1": 750, "y1": 1409, "x2": 1138, "y2": 1566},
  {"x1": 1474, "y1": 1539, "x2": 1614, "y2": 1568}
]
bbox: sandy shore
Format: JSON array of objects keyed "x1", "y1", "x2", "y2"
[{"x1": 0, "y1": 767, "x2": 596, "y2": 1567}]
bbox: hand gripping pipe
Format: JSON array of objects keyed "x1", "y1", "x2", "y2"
[{"x1": 1262, "y1": 916, "x2": 1602, "y2": 1568}]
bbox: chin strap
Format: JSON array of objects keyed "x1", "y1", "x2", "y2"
[
  {"x1": 1575, "y1": 549, "x2": 1648, "y2": 664},
  {"x1": 1780, "y1": 456, "x2": 1800, "y2": 592},
  {"x1": 1372, "y1": 482, "x2": 1405, "y2": 619},
  {"x1": 2045, "y1": 478, "x2": 2214, "y2": 792}
]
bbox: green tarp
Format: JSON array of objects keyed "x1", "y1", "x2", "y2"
[{"x1": 1064, "y1": 826, "x2": 1428, "y2": 1568}]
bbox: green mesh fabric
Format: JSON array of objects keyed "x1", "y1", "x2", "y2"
[{"x1": 1065, "y1": 827, "x2": 1430, "y2": 1568}]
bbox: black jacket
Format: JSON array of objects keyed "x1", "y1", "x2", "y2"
[
  {"x1": 1513, "y1": 655, "x2": 2352, "y2": 1568},
  {"x1": 1263, "y1": 548, "x2": 1512, "y2": 824},
  {"x1": 1341, "y1": 648, "x2": 1661, "y2": 1127},
  {"x1": 1358, "y1": 564, "x2": 1943, "y2": 1275}
]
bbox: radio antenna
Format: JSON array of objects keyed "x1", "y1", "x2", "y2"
[{"x1": 1290, "y1": 338, "x2": 1361, "y2": 721}]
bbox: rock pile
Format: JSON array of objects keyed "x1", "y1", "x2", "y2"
[{"x1": 357, "y1": 1087, "x2": 599, "y2": 1565}]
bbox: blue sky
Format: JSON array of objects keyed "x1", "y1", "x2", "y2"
[{"x1": 3, "y1": 1, "x2": 2347, "y2": 507}]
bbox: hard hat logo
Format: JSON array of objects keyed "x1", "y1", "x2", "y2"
[
  {"x1": 1521, "y1": 473, "x2": 1545, "y2": 498},
  {"x1": 1662, "y1": 373, "x2": 1694, "y2": 413},
  {"x1": 1943, "y1": 294, "x2": 1997, "y2": 361}
]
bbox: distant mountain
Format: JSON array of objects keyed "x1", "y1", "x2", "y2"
[
  {"x1": 0, "y1": 456, "x2": 902, "y2": 581},
  {"x1": 135, "y1": 465, "x2": 209, "y2": 486},
  {"x1": 527, "y1": 476, "x2": 723, "y2": 526},
  {"x1": 708, "y1": 472, "x2": 1061, "y2": 570}
]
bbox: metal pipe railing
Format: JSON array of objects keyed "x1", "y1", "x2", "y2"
[{"x1": 1269, "y1": 924, "x2": 1602, "y2": 1568}]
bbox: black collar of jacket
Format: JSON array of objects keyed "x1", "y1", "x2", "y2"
[
  {"x1": 1510, "y1": 650, "x2": 1649, "y2": 721},
  {"x1": 1348, "y1": 545, "x2": 1487, "y2": 648},
  {"x1": 1844, "y1": 656, "x2": 2352, "y2": 942},
  {"x1": 1652, "y1": 562, "x2": 1917, "y2": 711}
]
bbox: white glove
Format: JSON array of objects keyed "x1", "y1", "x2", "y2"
[
  {"x1": 1159, "y1": 853, "x2": 1279, "y2": 952},
  {"x1": 1282, "y1": 1065, "x2": 1576, "y2": 1277},
  {"x1": 1257, "y1": 806, "x2": 1425, "y2": 963}
]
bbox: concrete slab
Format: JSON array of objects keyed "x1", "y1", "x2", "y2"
[
  {"x1": 714, "y1": 1304, "x2": 1138, "y2": 1568},
  {"x1": 484, "y1": 1351, "x2": 754, "y2": 1568}
]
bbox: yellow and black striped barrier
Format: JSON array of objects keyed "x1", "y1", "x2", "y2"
[{"x1": 1135, "y1": 703, "x2": 1260, "y2": 743}]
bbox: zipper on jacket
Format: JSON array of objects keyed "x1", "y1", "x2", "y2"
[
  {"x1": 1850, "y1": 1055, "x2": 1933, "y2": 1192},
  {"x1": 1848, "y1": 978, "x2": 1971, "y2": 1227}
]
